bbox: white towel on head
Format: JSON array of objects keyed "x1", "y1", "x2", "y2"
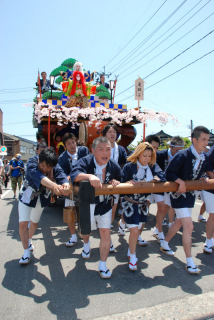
[
  {"x1": 136, "y1": 161, "x2": 153, "y2": 182},
  {"x1": 191, "y1": 145, "x2": 205, "y2": 171}
]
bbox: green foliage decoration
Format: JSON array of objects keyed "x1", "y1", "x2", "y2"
[
  {"x1": 96, "y1": 85, "x2": 109, "y2": 93},
  {"x1": 42, "y1": 91, "x2": 63, "y2": 100},
  {"x1": 50, "y1": 66, "x2": 68, "y2": 77},
  {"x1": 96, "y1": 91, "x2": 111, "y2": 100},
  {"x1": 61, "y1": 58, "x2": 76, "y2": 69},
  {"x1": 55, "y1": 76, "x2": 65, "y2": 84}
]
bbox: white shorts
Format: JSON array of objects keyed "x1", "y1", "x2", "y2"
[
  {"x1": 164, "y1": 193, "x2": 171, "y2": 207},
  {"x1": 19, "y1": 197, "x2": 44, "y2": 223},
  {"x1": 202, "y1": 191, "x2": 214, "y2": 213},
  {"x1": 126, "y1": 222, "x2": 144, "y2": 229},
  {"x1": 149, "y1": 193, "x2": 164, "y2": 204},
  {"x1": 95, "y1": 209, "x2": 112, "y2": 229},
  {"x1": 174, "y1": 207, "x2": 192, "y2": 219}
]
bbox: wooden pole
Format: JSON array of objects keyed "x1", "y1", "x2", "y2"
[
  {"x1": 94, "y1": 179, "x2": 214, "y2": 196},
  {"x1": 143, "y1": 122, "x2": 146, "y2": 142},
  {"x1": 48, "y1": 109, "x2": 50, "y2": 147}
]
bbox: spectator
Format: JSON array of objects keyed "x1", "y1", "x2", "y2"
[
  {"x1": 97, "y1": 74, "x2": 110, "y2": 89},
  {"x1": 10, "y1": 154, "x2": 25, "y2": 199}
]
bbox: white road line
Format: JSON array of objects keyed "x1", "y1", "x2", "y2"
[{"x1": 1, "y1": 189, "x2": 12, "y2": 199}]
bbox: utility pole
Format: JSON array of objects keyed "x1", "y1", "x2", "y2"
[{"x1": 190, "y1": 120, "x2": 193, "y2": 134}]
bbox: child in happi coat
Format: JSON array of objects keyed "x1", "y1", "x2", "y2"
[{"x1": 121, "y1": 143, "x2": 166, "y2": 271}]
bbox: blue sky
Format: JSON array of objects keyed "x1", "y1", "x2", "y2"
[{"x1": 1, "y1": 0, "x2": 214, "y2": 144}]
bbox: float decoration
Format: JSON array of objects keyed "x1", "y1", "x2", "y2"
[
  {"x1": 42, "y1": 91, "x2": 63, "y2": 100},
  {"x1": 50, "y1": 66, "x2": 68, "y2": 77},
  {"x1": 95, "y1": 85, "x2": 111, "y2": 100},
  {"x1": 61, "y1": 58, "x2": 77, "y2": 69}
]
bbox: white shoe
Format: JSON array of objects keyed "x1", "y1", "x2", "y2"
[
  {"x1": 19, "y1": 256, "x2": 30, "y2": 265},
  {"x1": 29, "y1": 243, "x2": 34, "y2": 252},
  {"x1": 66, "y1": 239, "x2": 77, "y2": 247}
]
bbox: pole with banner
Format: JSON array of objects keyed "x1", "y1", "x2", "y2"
[{"x1": 135, "y1": 76, "x2": 146, "y2": 141}]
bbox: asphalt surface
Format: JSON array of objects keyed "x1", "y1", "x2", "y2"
[{"x1": 1, "y1": 183, "x2": 214, "y2": 320}]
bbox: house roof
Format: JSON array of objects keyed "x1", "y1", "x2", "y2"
[
  {"x1": 154, "y1": 130, "x2": 172, "y2": 138},
  {"x1": 14, "y1": 135, "x2": 37, "y2": 145},
  {"x1": 3, "y1": 133, "x2": 19, "y2": 141}
]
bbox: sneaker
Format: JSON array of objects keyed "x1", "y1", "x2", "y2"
[
  {"x1": 99, "y1": 269, "x2": 111, "y2": 279},
  {"x1": 29, "y1": 243, "x2": 34, "y2": 252},
  {"x1": 66, "y1": 239, "x2": 77, "y2": 247},
  {"x1": 109, "y1": 244, "x2": 115, "y2": 252},
  {"x1": 19, "y1": 256, "x2": 30, "y2": 265},
  {"x1": 137, "y1": 239, "x2": 148, "y2": 246},
  {"x1": 82, "y1": 250, "x2": 91, "y2": 259}
]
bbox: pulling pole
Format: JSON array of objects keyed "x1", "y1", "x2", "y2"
[{"x1": 143, "y1": 122, "x2": 146, "y2": 141}]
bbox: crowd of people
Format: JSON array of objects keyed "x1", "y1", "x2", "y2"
[{"x1": 11, "y1": 124, "x2": 214, "y2": 279}]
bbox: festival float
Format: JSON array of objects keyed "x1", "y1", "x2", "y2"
[{"x1": 31, "y1": 58, "x2": 179, "y2": 150}]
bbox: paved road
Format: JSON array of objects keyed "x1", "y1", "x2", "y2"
[{"x1": 0, "y1": 185, "x2": 214, "y2": 320}]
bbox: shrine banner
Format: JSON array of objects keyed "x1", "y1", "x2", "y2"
[{"x1": 135, "y1": 77, "x2": 144, "y2": 100}]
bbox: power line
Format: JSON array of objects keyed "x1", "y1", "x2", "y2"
[
  {"x1": 116, "y1": 49, "x2": 214, "y2": 103},
  {"x1": 104, "y1": 0, "x2": 168, "y2": 68},
  {"x1": 109, "y1": 0, "x2": 188, "y2": 73},
  {"x1": 4, "y1": 121, "x2": 32, "y2": 125},
  {"x1": 116, "y1": 30, "x2": 214, "y2": 98},
  {"x1": 117, "y1": 1, "x2": 212, "y2": 78}
]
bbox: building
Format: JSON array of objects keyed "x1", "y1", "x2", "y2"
[
  {"x1": 3, "y1": 133, "x2": 37, "y2": 162},
  {"x1": 154, "y1": 130, "x2": 172, "y2": 146}
]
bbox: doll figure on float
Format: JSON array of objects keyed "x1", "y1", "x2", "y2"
[{"x1": 63, "y1": 70, "x2": 91, "y2": 108}]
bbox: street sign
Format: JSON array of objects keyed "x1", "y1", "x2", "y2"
[
  {"x1": 0, "y1": 146, "x2": 7, "y2": 156},
  {"x1": 135, "y1": 77, "x2": 144, "y2": 101}
]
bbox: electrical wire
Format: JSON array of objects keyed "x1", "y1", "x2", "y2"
[
  {"x1": 104, "y1": 0, "x2": 168, "y2": 68},
  {"x1": 4, "y1": 121, "x2": 32, "y2": 125},
  {"x1": 109, "y1": 0, "x2": 188, "y2": 73},
  {"x1": 115, "y1": 0, "x2": 211, "y2": 77},
  {"x1": 116, "y1": 30, "x2": 214, "y2": 98},
  {"x1": 116, "y1": 48, "x2": 214, "y2": 103},
  {"x1": 119, "y1": 11, "x2": 214, "y2": 80}
]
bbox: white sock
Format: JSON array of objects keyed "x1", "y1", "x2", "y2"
[
  {"x1": 129, "y1": 253, "x2": 137, "y2": 265},
  {"x1": 158, "y1": 232, "x2": 165, "y2": 240},
  {"x1": 110, "y1": 240, "x2": 114, "y2": 247},
  {"x1": 71, "y1": 234, "x2": 77, "y2": 242},
  {"x1": 120, "y1": 220, "x2": 125, "y2": 229},
  {"x1": 127, "y1": 247, "x2": 130, "y2": 257},
  {"x1": 23, "y1": 249, "x2": 30, "y2": 259},
  {"x1": 153, "y1": 227, "x2": 159, "y2": 234},
  {"x1": 186, "y1": 257, "x2": 195, "y2": 268},
  {"x1": 138, "y1": 235, "x2": 142, "y2": 241},
  {"x1": 161, "y1": 240, "x2": 170, "y2": 250},
  {"x1": 28, "y1": 239, "x2": 32, "y2": 246},
  {"x1": 99, "y1": 260, "x2": 107, "y2": 272},
  {"x1": 212, "y1": 238, "x2": 214, "y2": 247},
  {"x1": 168, "y1": 222, "x2": 173, "y2": 228},
  {"x1": 83, "y1": 241, "x2": 90, "y2": 253},
  {"x1": 206, "y1": 238, "x2": 212, "y2": 248}
]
